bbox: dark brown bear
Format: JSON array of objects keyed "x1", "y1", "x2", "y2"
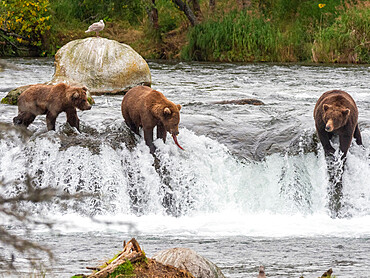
[
  {"x1": 121, "y1": 85, "x2": 183, "y2": 153},
  {"x1": 13, "y1": 83, "x2": 92, "y2": 132},
  {"x1": 314, "y1": 90, "x2": 362, "y2": 158}
]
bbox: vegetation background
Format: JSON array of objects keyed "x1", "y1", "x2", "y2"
[
  {"x1": 0, "y1": 0, "x2": 370, "y2": 63},
  {"x1": 0, "y1": 0, "x2": 369, "y2": 61}
]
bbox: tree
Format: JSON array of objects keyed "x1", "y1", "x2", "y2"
[{"x1": 171, "y1": 0, "x2": 199, "y2": 26}]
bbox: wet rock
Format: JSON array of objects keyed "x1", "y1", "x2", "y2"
[
  {"x1": 1, "y1": 84, "x2": 94, "y2": 106},
  {"x1": 1, "y1": 85, "x2": 31, "y2": 105},
  {"x1": 152, "y1": 248, "x2": 225, "y2": 278},
  {"x1": 50, "y1": 37, "x2": 151, "y2": 95}
]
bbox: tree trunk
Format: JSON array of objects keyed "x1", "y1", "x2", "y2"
[
  {"x1": 172, "y1": 0, "x2": 198, "y2": 26},
  {"x1": 209, "y1": 0, "x2": 216, "y2": 12},
  {"x1": 146, "y1": 0, "x2": 159, "y2": 29},
  {"x1": 190, "y1": 0, "x2": 202, "y2": 21}
]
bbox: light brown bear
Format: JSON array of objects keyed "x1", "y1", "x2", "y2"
[
  {"x1": 13, "y1": 83, "x2": 92, "y2": 132},
  {"x1": 314, "y1": 90, "x2": 362, "y2": 158},
  {"x1": 121, "y1": 85, "x2": 183, "y2": 153}
]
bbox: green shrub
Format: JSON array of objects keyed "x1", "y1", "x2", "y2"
[
  {"x1": 312, "y1": 6, "x2": 370, "y2": 63},
  {"x1": 49, "y1": 0, "x2": 145, "y2": 25},
  {"x1": 0, "y1": 0, "x2": 51, "y2": 48},
  {"x1": 157, "y1": 0, "x2": 183, "y2": 34}
]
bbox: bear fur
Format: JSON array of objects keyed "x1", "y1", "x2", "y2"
[
  {"x1": 121, "y1": 86, "x2": 182, "y2": 153},
  {"x1": 314, "y1": 90, "x2": 362, "y2": 158},
  {"x1": 13, "y1": 83, "x2": 92, "y2": 132}
]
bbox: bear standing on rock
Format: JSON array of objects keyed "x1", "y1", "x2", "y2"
[
  {"x1": 314, "y1": 90, "x2": 362, "y2": 158},
  {"x1": 121, "y1": 86, "x2": 183, "y2": 154},
  {"x1": 13, "y1": 83, "x2": 92, "y2": 132}
]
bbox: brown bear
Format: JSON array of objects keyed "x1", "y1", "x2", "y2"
[
  {"x1": 121, "y1": 85, "x2": 183, "y2": 154},
  {"x1": 13, "y1": 83, "x2": 92, "y2": 132},
  {"x1": 314, "y1": 90, "x2": 362, "y2": 158}
]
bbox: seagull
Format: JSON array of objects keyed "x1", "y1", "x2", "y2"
[{"x1": 85, "y1": 20, "x2": 105, "y2": 37}]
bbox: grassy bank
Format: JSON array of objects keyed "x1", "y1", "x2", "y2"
[
  {"x1": 182, "y1": 1, "x2": 370, "y2": 63},
  {"x1": 0, "y1": 0, "x2": 369, "y2": 63}
]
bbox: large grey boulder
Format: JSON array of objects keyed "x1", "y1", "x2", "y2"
[
  {"x1": 50, "y1": 37, "x2": 151, "y2": 94},
  {"x1": 152, "y1": 248, "x2": 225, "y2": 278}
]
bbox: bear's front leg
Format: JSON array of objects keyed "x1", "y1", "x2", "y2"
[
  {"x1": 353, "y1": 124, "x2": 363, "y2": 146},
  {"x1": 46, "y1": 111, "x2": 57, "y2": 131},
  {"x1": 339, "y1": 134, "x2": 352, "y2": 158},
  {"x1": 157, "y1": 123, "x2": 167, "y2": 143},
  {"x1": 143, "y1": 127, "x2": 155, "y2": 154},
  {"x1": 66, "y1": 108, "x2": 80, "y2": 132},
  {"x1": 317, "y1": 128, "x2": 335, "y2": 156}
]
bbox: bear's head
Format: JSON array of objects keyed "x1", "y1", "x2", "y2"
[
  {"x1": 160, "y1": 104, "x2": 182, "y2": 136},
  {"x1": 68, "y1": 86, "x2": 92, "y2": 111},
  {"x1": 160, "y1": 103, "x2": 183, "y2": 150},
  {"x1": 322, "y1": 104, "x2": 350, "y2": 132}
]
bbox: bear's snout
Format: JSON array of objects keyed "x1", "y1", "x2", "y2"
[
  {"x1": 79, "y1": 102, "x2": 92, "y2": 111},
  {"x1": 325, "y1": 119, "x2": 334, "y2": 132},
  {"x1": 170, "y1": 129, "x2": 179, "y2": 136}
]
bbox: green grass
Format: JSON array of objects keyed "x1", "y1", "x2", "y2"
[
  {"x1": 182, "y1": 10, "x2": 283, "y2": 62},
  {"x1": 181, "y1": 1, "x2": 369, "y2": 63}
]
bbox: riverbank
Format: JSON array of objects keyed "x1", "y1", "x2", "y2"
[{"x1": 1, "y1": 0, "x2": 369, "y2": 63}]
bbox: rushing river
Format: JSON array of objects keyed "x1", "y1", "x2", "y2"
[{"x1": 0, "y1": 58, "x2": 370, "y2": 278}]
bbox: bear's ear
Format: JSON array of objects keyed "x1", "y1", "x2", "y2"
[
  {"x1": 342, "y1": 108, "x2": 350, "y2": 116},
  {"x1": 82, "y1": 86, "x2": 88, "y2": 91},
  {"x1": 164, "y1": 107, "x2": 172, "y2": 115},
  {"x1": 72, "y1": 92, "x2": 80, "y2": 99},
  {"x1": 323, "y1": 104, "x2": 331, "y2": 112},
  {"x1": 177, "y1": 104, "x2": 182, "y2": 111},
  {"x1": 55, "y1": 83, "x2": 68, "y2": 90}
]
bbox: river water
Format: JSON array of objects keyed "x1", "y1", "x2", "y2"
[{"x1": 0, "y1": 58, "x2": 369, "y2": 278}]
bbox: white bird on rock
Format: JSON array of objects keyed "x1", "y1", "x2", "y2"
[{"x1": 85, "y1": 20, "x2": 105, "y2": 37}]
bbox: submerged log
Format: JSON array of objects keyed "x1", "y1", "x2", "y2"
[{"x1": 212, "y1": 98, "x2": 264, "y2": 105}]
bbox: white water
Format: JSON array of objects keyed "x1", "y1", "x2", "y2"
[{"x1": 2, "y1": 126, "x2": 370, "y2": 238}]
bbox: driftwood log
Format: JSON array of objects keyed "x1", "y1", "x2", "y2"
[
  {"x1": 87, "y1": 238, "x2": 143, "y2": 278},
  {"x1": 78, "y1": 238, "x2": 194, "y2": 278}
]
